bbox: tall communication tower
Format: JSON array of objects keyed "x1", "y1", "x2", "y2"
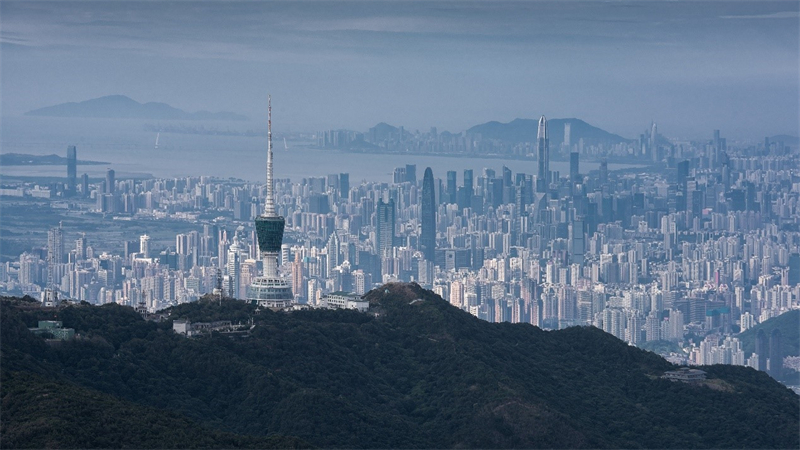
[{"x1": 246, "y1": 96, "x2": 293, "y2": 308}]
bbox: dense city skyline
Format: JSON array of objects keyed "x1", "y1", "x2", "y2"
[
  {"x1": 2, "y1": 112, "x2": 798, "y2": 387},
  {"x1": 1, "y1": 2, "x2": 799, "y2": 447}
]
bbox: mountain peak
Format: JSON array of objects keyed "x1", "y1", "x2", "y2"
[
  {"x1": 25, "y1": 96, "x2": 248, "y2": 121},
  {"x1": 467, "y1": 117, "x2": 630, "y2": 146}
]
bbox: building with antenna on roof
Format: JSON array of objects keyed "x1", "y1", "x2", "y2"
[
  {"x1": 246, "y1": 96, "x2": 293, "y2": 309},
  {"x1": 536, "y1": 115, "x2": 549, "y2": 194}
]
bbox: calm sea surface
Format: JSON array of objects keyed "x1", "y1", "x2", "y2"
[{"x1": 1, "y1": 116, "x2": 642, "y2": 183}]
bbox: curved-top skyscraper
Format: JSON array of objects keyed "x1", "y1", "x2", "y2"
[
  {"x1": 536, "y1": 116, "x2": 549, "y2": 193},
  {"x1": 420, "y1": 167, "x2": 436, "y2": 262},
  {"x1": 247, "y1": 96, "x2": 293, "y2": 308}
]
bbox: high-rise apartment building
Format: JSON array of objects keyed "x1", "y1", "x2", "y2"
[
  {"x1": 291, "y1": 252, "x2": 305, "y2": 301},
  {"x1": 376, "y1": 198, "x2": 395, "y2": 258},
  {"x1": 140, "y1": 234, "x2": 150, "y2": 258},
  {"x1": 421, "y1": 167, "x2": 436, "y2": 262},
  {"x1": 227, "y1": 236, "x2": 243, "y2": 299}
]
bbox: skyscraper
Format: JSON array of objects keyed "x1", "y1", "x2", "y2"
[
  {"x1": 650, "y1": 122, "x2": 658, "y2": 162},
  {"x1": 247, "y1": 96, "x2": 293, "y2": 308},
  {"x1": 105, "y1": 168, "x2": 115, "y2": 194},
  {"x1": 326, "y1": 231, "x2": 341, "y2": 276},
  {"x1": 421, "y1": 167, "x2": 436, "y2": 262},
  {"x1": 570, "y1": 151, "x2": 580, "y2": 185},
  {"x1": 227, "y1": 235, "x2": 243, "y2": 298},
  {"x1": 339, "y1": 173, "x2": 350, "y2": 199},
  {"x1": 376, "y1": 198, "x2": 395, "y2": 258},
  {"x1": 66, "y1": 146, "x2": 77, "y2": 197},
  {"x1": 463, "y1": 169, "x2": 473, "y2": 196},
  {"x1": 140, "y1": 234, "x2": 150, "y2": 258},
  {"x1": 46, "y1": 223, "x2": 64, "y2": 290},
  {"x1": 446, "y1": 170, "x2": 457, "y2": 204},
  {"x1": 405, "y1": 164, "x2": 417, "y2": 184},
  {"x1": 81, "y1": 173, "x2": 89, "y2": 198},
  {"x1": 536, "y1": 116, "x2": 549, "y2": 193},
  {"x1": 458, "y1": 169, "x2": 474, "y2": 209},
  {"x1": 599, "y1": 159, "x2": 608, "y2": 186},
  {"x1": 291, "y1": 252, "x2": 305, "y2": 302}
]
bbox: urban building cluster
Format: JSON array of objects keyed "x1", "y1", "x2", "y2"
[
  {"x1": 2, "y1": 117, "x2": 799, "y2": 380},
  {"x1": 317, "y1": 119, "x2": 669, "y2": 162}
]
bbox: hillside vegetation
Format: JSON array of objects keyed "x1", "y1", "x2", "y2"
[
  {"x1": 738, "y1": 309, "x2": 800, "y2": 357},
  {"x1": 2, "y1": 285, "x2": 798, "y2": 449}
]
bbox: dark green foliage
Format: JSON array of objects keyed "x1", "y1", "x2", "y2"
[
  {"x1": 738, "y1": 309, "x2": 800, "y2": 357},
  {"x1": 2, "y1": 285, "x2": 798, "y2": 449},
  {"x1": 0, "y1": 371, "x2": 309, "y2": 449}
]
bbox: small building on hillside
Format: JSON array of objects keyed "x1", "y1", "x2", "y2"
[
  {"x1": 172, "y1": 319, "x2": 235, "y2": 337},
  {"x1": 662, "y1": 367, "x2": 707, "y2": 383},
  {"x1": 321, "y1": 291, "x2": 369, "y2": 312},
  {"x1": 29, "y1": 320, "x2": 75, "y2": 340}
]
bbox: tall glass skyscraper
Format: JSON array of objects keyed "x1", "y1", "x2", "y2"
[
  {"x1": 446, "y1": 170, "x2": 457, "y2": 204},
  {"x1": 536, "y1": 116, "x2": 549, "y2": 193},
  {"x1": 421, "y1": 167, "x2": 436, "y2": 262},
  {"x1": 376, "y1": 198, "x2": 395, "y2": 258}
]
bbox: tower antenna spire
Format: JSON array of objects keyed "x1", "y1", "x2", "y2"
[
  {"x1": 265, "y1": 95, "x2": 275, "y2": 217},
  {"x1": 249, "y1": 95, "x2": 293, "y2": 308}
]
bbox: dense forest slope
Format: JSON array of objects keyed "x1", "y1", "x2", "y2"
[{"x1": 2, "y1": 284, "x2": 798, "y2": 449}]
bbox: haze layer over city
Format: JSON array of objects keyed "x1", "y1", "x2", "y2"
[{"x1": 1, "y1": 1, "x2": 799, "y2": 448}]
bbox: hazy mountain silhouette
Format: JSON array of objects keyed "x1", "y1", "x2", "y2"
[
  {"x1": 769, "y1": 135, "x2": 799, "y2": 147},
  {"x1": 25, "y1": 95, "x2": 248, "y2": 121},
  {"x1": 467, "y1": 118, "x2": 631, "y2": 146}
]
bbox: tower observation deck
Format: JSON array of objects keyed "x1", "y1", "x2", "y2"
[{"x1": 247, "y1": 96, "x2": 293, "y2": 308}]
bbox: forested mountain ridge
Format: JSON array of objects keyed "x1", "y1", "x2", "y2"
[{"x1": 2, "y1": 285, "x2": 798, "y2": 449}]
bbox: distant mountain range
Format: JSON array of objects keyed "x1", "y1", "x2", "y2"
[
  {"x1": 25, "y1": 95, "x2": 248, "y2": 121},
  {"x1": 365, "y1": 118, "x2": 630, "y2": 148},
  {"x1": 467, "y1": 118, "x2": 631, "y2": 147}
]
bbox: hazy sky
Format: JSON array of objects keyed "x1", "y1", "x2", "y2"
[{"x1": 2, "y1": 1, "x2": 798, "y2": 139}]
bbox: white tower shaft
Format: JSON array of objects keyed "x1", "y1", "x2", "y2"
[{"x1": 265, "y1": 95, "x2": 276, "y2": 217}]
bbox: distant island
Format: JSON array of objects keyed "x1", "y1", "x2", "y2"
[
  {"x1": 25, "y1": 95, "x2": 248, "y2": 121},
  {"x1": 0, "y1": 153, "x2": 108, "y2": 166}
]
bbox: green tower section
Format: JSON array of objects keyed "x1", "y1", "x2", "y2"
[{"x1": 255, "y1": 215, "x2": 285, "y2": 253}]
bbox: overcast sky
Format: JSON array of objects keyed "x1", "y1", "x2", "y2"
[{"x1": 1, "y1": 1, "x2": 798, "y2": 139}]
